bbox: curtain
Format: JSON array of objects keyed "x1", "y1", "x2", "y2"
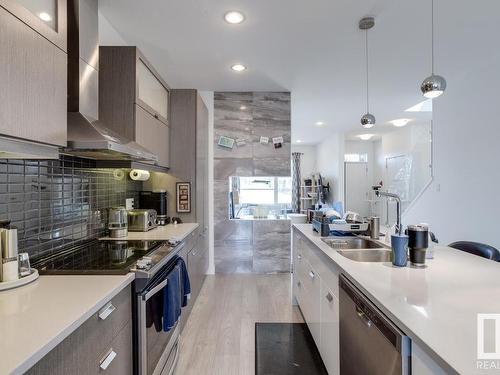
[{"x1": 291, "y1": 152, "x2": 302, "y2": 213}]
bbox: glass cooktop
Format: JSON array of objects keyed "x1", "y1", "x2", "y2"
[{"x1": 33, "y1": 240, "x2": 167, "y2": 275}]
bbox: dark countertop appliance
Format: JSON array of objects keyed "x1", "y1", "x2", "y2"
[{"x1": 139, "y1": 191, "x2": 169, "y2": 225}]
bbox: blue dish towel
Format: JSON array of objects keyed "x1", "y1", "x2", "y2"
[
  {"x1": 177, "y1": 257, "x2": 191, "y2": 307},
  {"x1": 163, "y1": 264, "x2": 181, "y2": 332}
]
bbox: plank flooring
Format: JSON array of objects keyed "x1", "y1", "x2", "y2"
[{"x1": 175, "y1": 274, "x2": 304, "y2": 375}]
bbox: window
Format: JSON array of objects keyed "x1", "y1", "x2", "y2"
[
  {"x1": 229, "y1": 176, "x2": 292, "y2": 219},
  {"x1": 344, "y1": 153, "x2": 368, "y2": 162}
]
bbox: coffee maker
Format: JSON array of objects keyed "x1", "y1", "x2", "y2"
[{"x1": 139, "y1": 191, "x2": 169, "y2": 225}]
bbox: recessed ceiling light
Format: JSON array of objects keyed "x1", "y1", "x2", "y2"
[
  {"x1": 240, "y1": 105, "x2": 247, "y2": 110},
  {"x1": 358, "y1": 134, "x2": 374, "y2": 141},
  {"x1": 39, "y1": 12, "x2": 52, "y2": 22},
  {"x1": 296, "y1": 140, "x2": 302, "y2": 143},
  {"x1": 231, "y1": 64, "x2": 246, "y2": 72},
  {"x1": 224, "y1": 11, "x2": 245, "y2": 24},
  {"x1": 391, "y1": 119, "x2": 411, "y2": 127},
  {"x1": 315, "y1": 121, "x2": 324, "y2": 126}
]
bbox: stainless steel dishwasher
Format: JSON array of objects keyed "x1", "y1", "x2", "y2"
[{"x1": 339, "y1": 275, "x2": 411, "y2": 375}]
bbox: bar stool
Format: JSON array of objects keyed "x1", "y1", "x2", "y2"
[{"x1": 448, "y1": 241, "x2": 500, "y2": 261}]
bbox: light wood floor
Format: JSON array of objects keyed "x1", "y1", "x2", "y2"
[{"x1": 175, "y1": 274, "x2": 304, "y2": 375}]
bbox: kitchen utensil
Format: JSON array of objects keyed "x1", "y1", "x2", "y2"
[
  {"x1": 407, "y1": 224, "x2": 429, "y2": 267},
  {"x1": 369, "y1": 217, "x2": 380, "y2": 240},
  {"x1": 128, "y1": 209, "x2": 158, "y2": 232},
  {"x1": 139, "y1": 191, "x2": 169, "y2": 225},
  {"x1": 344, "y1": 211, "x2": 364, "y2": 224},
  {"x1": 18, "y1": 253, "x2": 31, "y2": 277},
  {"x1": 108, "y1": 207, "x2": 128, "y2": 238},
  {"x1": 391, "y1": 234, "x2": 408, "y2": 267},
  {"x1": 0, "y1": 220, "x2": 19, "y2": 281}
]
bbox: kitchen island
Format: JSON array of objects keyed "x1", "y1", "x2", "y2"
[{"x1": 293, "y1": 223, "x2": 500, "y2": 375}]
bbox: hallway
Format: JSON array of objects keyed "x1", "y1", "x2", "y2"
[{"x1": 175, "y1": 274, "x2": 302, "y2": 375}]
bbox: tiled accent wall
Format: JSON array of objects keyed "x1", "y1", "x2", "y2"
[
  {"x1": 0, "y1": 156, "x2": 142, "y2": 259},
  {"x1": 213, "y1": 92, "x2": 291, "y2": 274}
]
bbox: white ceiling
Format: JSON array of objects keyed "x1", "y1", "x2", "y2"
[{"x1": 99, "y1": 0, "x2": 435, "y2": 144}]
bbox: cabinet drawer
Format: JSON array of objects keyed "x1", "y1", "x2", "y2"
[
  {"x1": 299, "y1": 232, "x2": 340, "y2": 299},
  {"x1": 135, "y1": 104, "x2": 170, "y2": 168},
  {"x1": 184, "y1": 229, "x2": 198, "y2": 254},
  {"x1": 95, "y1": 320, "x2": 133, "y2": 375},
  {"x1": 26, "y1": 286, "x2": 132, "y2": 375}
]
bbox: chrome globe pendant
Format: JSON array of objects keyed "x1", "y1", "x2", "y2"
[
  {"x1": 420, "y1": 0, "x2": 447, "y2": 98},
  {"x1": 359, "y1": 17, "x2": 375, "y2": 129}
]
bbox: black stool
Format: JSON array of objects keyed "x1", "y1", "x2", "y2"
[{"x1": 448, "y1": 241, "x2": 500, "y2": 261}]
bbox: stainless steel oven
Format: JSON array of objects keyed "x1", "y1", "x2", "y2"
[{"x1": 133, "y1": 242, "x2": 186, "y2": 375}]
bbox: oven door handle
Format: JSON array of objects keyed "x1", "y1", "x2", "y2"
[{"x1": 143, "y1": 278, "x2": 169, "y2": 302}]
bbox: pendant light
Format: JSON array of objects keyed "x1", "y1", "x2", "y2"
[
  {"x1": 420, "y1": 0, "x2": 446, "y2": 98},
  {"x1": 359, "y1": 17, "x2": 375, "y2": 129}
]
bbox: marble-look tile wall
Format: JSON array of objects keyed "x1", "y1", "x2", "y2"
[{"x1": 214, "y1": 92, "x2": 291, "y2": 274}]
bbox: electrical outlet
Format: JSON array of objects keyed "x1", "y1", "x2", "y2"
[{"x1": 125, "y1": 198, "x2": 134, "y2": 210}]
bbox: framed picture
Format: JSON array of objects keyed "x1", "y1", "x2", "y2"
[
  {"x1": 176, "y1": 182, "x2": 191, "y2": 213},
  {"x1": 218, "y1": 135, "x2": 235, "y2": 149}
]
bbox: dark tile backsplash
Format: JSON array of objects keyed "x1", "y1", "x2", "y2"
[{"x1": 0, "y1": 155, "x2": 142, "y2": 259}]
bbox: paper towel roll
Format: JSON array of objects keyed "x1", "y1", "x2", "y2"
[{"x1": 129, "y1": 169, "x2": 150, "y2": 181}]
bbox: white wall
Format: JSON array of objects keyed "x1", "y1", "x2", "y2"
[
  {"x1": 313, "y1": 2, "x2": 500, "y2": 249},
  {"x1": 315, "y1": 132, "x2": 344, "y2": 203},
  {"x1": 404, "y1": 0, "x2": 500, "y2": 249},
  {"x1": 291, "y1": 145, "x2": 317, "y2": 180},
  {"x1": 98, "y1": 11, "x2": 128, "y2": 45}
]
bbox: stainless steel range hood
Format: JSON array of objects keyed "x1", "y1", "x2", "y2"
[{"x1": 63, "y1": 0, "x2": 158, "y2": 163}]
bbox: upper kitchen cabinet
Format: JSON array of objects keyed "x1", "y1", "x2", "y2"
[
  {"x1": 170, "y1": 90, "x2": 209, "y2": 236},
  {"x1": 0, "y1": 0, "x2": 67, "y2": 51},
  {"x1": 0, "y1": 0, "x2": 67, "y2": 147},
  {"x1": 99, "y1": 46, "x2": 171, "y2": 168}
]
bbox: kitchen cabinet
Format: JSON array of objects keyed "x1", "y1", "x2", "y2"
[
  {"x1": 412, "y1": 343, "x2": 448, "y2": 375},
  {"x1": 292, "y1": 228, "x2": 341, "y2": 375},
  {"x1": 26, "y1": 286, "x2": 133, "y2": 374},
  {"x1": 320, "y1": 283, "x2": 340, "y2": 375},
  {"x1": 169, "y1": 90, "x2": 209, "y2": 241},
  {"x1": 0, "y1": 2, "x2": 67, "y2": 147},
  {"x1": 0, "y1": 0, "x2": 67, "y2": 51},
  {"x1": 99, "y1": 46, "x2": 171, "y2": 168}
]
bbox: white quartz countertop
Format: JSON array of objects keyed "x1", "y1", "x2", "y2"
[
  {"x1": 293, "y1": 224, "x2": 500, "y2": 375},
  {"x1": 0, "y1": 273, "x2": 135, "y2": 375},
  {"x1": 100, "y1": 223, "x2": 199, "y2": 241}
]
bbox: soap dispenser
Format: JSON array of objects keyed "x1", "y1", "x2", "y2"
[{"x1": 0, "y1": 220, "x2": 19, "y2": 282}]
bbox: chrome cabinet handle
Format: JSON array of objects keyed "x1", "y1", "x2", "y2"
[
  {"x1": 100, "y1": 349, "x2": 117, "y2": 370},
  {"x1": 98, "y1": 303, "x2": 116, "y2": 321},
  {"x1": 309, "y1": 271, "x2": 315, "y2": 279},
  {"x1": 297, "y1": 254, "x2": 302, "y2": 260},
  {"x1": 355, "y1": 306, "x2": 372, "y2": 328},
  {"x1": 325, "y1": 293, "x2": 333, "y2": 303}
]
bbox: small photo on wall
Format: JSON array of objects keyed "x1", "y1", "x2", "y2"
[
  {"x1": 176, "y1": 182, "x2": 191, "y2": 213},
  {"x1": 272, "y1": 136, "x2": 284, "y2": 149}
]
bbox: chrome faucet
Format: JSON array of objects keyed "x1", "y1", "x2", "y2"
[{"x1": 375, "y1": 190, "x2": 403, "y2": 235}]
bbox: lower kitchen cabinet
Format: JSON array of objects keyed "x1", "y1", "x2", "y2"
[
  {"x1": 292, "y1": 228, "x2": 340, "y2": 375},
  {"x1": 26, "y1": 286, "x2": 132, "y2": 375},
  {"x1": 320, "y1": 283, "x2": 340, "y2": 375}
]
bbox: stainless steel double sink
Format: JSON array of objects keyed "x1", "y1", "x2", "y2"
[{"x1": 321, "y1": 237, "x2": 392, "y2": 262}]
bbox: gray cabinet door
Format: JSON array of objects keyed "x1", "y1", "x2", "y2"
[
  {"x1": 0, "y1": 6, "x2": 66, "y2": 147},
  {"x1": 135, "y1": 104, "x2": 170, "y2": 168},
  {"x1": 0, "y1": 0, "x2": 67, "y2": 51}
]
